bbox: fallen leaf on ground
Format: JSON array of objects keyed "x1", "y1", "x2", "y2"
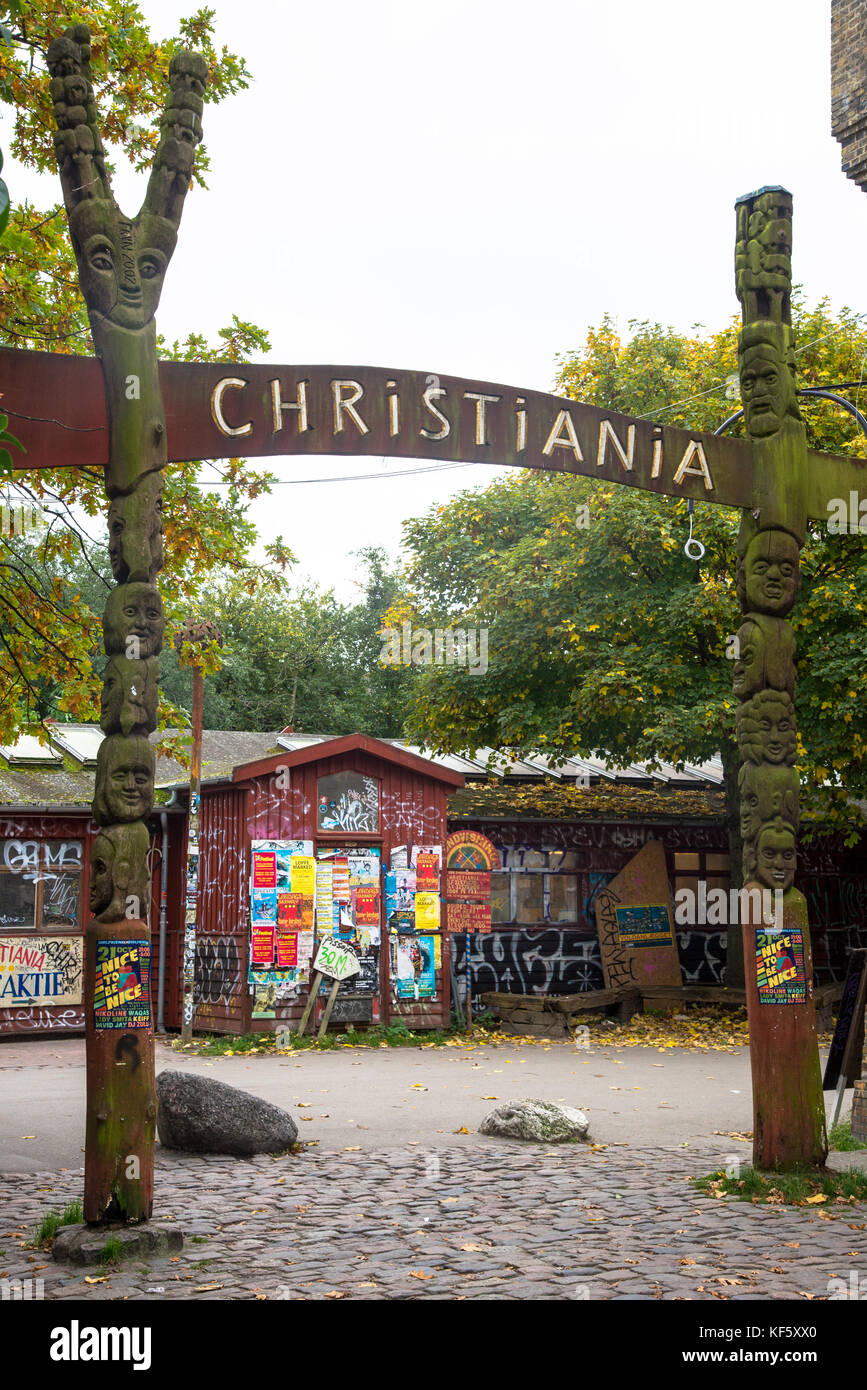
[
  {"x1": 344, "y1": 1146, "x2": 362, "y2": 1152},
  {"x1": 84, "y1": 1276, "x2": 108, "y2": 1284},
  {"x1": 409, "y1": 1270, "x2": 432, "y2": 1279},
  {"x1": 453, "y1": 1127, "x2": 470, "y2": 1134},
  {"x1": 783, "y1": 1242, "x2": 800, "y2": 1248},
  {"x1": 805, "y1": 1194, "x2": 829, "y2": 1205},
  {"x1": 194, "y1": 1283, "x2": 224, "y2": 1292},
  {"x1": 481, "y1": 1095, "x2": 499, "y2": 1100},
  {"x1": 461, "y1": 1243, "x2": 487, "y2": 1252}
]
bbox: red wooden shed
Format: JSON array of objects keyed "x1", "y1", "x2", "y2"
[{"x1": 186, "y1": 733, "x2": 465, "y2": 1036}]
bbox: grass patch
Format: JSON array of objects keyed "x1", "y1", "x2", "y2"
[
  {"x1": 29, "y1": 1199, "x2": 83, "y2": 1249},
  {"x1": 692, "y1": 1166, "x2": 867, "y2": 1205},
  {"x1": 190, "y1": 1234, "x2": 208, "y2": 1244},
  {"x1": 829, "y1": 1118, "x2": 867, "y2": 1152},
  {"x1": 98, "y1": 1234, "x2": 125, "y2": 1268},
  {"x1": 173, "y1": 1017, "x2": 484, "y2": 1056}
]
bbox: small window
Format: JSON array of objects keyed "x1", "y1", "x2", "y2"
[
  {"x1": 515, "y1": 875, "x2": 544, "y2": 924},
  {"x1": 490, "y1": 872, "x2": 512, "y2": 924},
  {"x1": 317, "y1": 772, "x2": 379, "y2": 833},
  {"x1": 0, "y1": 839, "x2": 83, "y2": 931},
  {"x1": 706, "y1": 853, "x2": 731, "y2": 872},
  {"x1": 547, "y1": 875, "x2": 578, "y2": 923}
]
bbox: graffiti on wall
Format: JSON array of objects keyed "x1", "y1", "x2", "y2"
[
  {"x1": 195, "y1": 935, "x2": 242, "y2": 1007},
  {"x1": 0, "y1": 1006, "x2": 84, "y2": 1033},
  {"x1": 454, "y1": 928, "x2": 605, "y2": 999}
]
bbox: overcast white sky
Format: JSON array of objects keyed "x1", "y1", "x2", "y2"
[{"x1": 6, "y1": 0, "x2": 867, "y2": 600}]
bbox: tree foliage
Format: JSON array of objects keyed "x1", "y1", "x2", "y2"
[
  {"x1": 394, "y1": 300, "x2": 867, "y2": 847},
  {"x1": 0, "y1": 2, "x2": 289, "y2": 747},
  {"x1": 160, "y1": 547, "x2": 418, "y2": 739}
]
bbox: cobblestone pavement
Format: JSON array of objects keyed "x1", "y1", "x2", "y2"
[{"x1": 2, "y1": 1142, "x2": 865, "y2": 1300}]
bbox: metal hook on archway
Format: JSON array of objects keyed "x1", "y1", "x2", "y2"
[{"x1": 684, "y1": 498, "x2": 705, "y2": 561}]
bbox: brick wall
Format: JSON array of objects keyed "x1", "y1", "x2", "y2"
[{"x1": 832, "y1": 0, "x2": 867, "y2": 191}]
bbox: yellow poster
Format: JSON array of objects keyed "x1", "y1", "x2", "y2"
[
  {"x1": 433, "y1": 934, "x2": 442, "y2": 968},
  {"x1": 290, "y1": 855, "x2": 316, "y2": 897},
  {"x1": 415, "y1": 892, "x2": 440, "y2": 930}
]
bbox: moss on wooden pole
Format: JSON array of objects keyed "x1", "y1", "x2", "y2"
[
  {"x1": 47, "y1": 22, "x2": 207, "y2": 1222},
  {"x1": 733, "y1": 187, "x2": 827, "y2": 1170}
]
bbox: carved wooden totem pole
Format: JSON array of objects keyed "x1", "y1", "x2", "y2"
[
  {"x1": 47, "y1": 23, "x2": 207, "y2": 1221},
  {"x1": 734, "y1": 187, "x2": 827, "y2": 1169}
]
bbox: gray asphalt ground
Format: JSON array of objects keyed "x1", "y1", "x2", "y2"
[{"x1": 0, "y1": 1034, "x2": 852, "y2": 1173}]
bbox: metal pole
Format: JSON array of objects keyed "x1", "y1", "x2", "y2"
[{"x1": 181, "y1": 665, "x2": 203, "y2": 1042}]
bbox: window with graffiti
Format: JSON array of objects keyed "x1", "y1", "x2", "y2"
[
  {"x1": 317, "y1": 772, "x2": 380, "y2": 833},
  {"x1": 0, "y1": 840, "x2": 83, "y2": 931}
]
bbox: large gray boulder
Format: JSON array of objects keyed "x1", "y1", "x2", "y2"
[
  {"x1": 479, "y1": 1098, "x2": 589, "y2": 1143},
  {"x1": 157, "y1": 1069, "x2": 298, "y2": 1155}
]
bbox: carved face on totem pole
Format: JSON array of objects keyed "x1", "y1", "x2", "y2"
[
  {"x1": 737, "y1": 689, "x2": 797, "y2": 767},
  {"x1": 108, "y1": 475, "x2": 164, "y2": 583},
  {"x1": 89, "y1": 822, "x2": 151, "y2": 922},
  {"x1": 737, "y1": 529, "x2": 800, "y2": 616},
  {"x1": 100, "y1": 656, "x2": 159, "y2": 736},
  {"x1": 93, "y1": 734, "x2": 155, "y2": 826},
  {"x1": 732, "y1": 615, "x2": 796, "y2": 699},
  {"x1": 738, "y1": 762, "x2": 800, "y2": 844},
  {"x1": 753, "y1": 819, "x2": 797, "y2": 894},
  {"x1": 103, "y1": 583, "x2": 165, "y2": 660},
  {"x1": 67, "y1": 200, "x2": 178, "y2": 330},
  {"x1": 47, "y1": 34, "x2": 207, "y2": 329}
]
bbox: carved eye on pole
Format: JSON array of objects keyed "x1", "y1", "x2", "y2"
[
  {"x1": 89, "y1": 241, "x2": 114, "y2": 272},
  {"x1": 139, "y1": 255, "x2": 162, "y2": 281}
]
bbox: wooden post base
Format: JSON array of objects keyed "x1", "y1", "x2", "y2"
[
  {"x1": 83, "y1": 917, "x2": 156, "y2": 1224},
  {"x1": 742, "y1": 889, "x2": 827, "y2": 1171}
]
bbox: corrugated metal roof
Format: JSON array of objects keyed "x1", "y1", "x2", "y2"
[{"x1": 0, "y1": 723, "x2": 727, "y2": 812}]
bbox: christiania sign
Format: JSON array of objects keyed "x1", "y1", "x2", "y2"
[{"x1": 4, "y1": 348, "x2": 865, "y2": 521}]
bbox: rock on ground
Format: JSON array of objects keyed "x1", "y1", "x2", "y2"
[
  {"x1": 157, "y1": 1069, "x2": 298, "y2": 1155},
  {"x1": 479, "y1": 1098, "x2": 590, "y2": 1143}
]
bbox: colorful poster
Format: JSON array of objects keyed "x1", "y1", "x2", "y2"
[
  {"x1": 415, "y1": 852, "x2": 440, "y2": 890},
  {"x1": 93, "y1": 939, "x2": 150, "y2": 1030},
  {"x1": 390, "y1": 845, "x2": 409, "y2": 871},
  {"x1": 355, "y1": 884, "x2": 380, "y2": 926},
  {"x1": 290, "y1": 855, "x2": 316, "y2": 896},
  {"x1": 415, "y1": 891, "x2": 440, "y2": 931},
  {"x1": 615, "y1": 904, "x2": 674, "y2": 948},
  {"x1": 385, "y1": 870, "x2": 416, "y2": 916},
  {"x1": 331, "y1": 857, "x2": 351, "y2": 903},
  {"x1": 410, "y1": 843, "x2": 442, "y2": 871},
  {"x1": 276, "y1": 932, "x2": 299, "y2": 968},
  {"x1": 389, "y1": 910, "x2": 415, "y2": 935},
  {"x1": 0, "y1": 936, "x2": 84, "y2": 1008},
  {"x1": 446, "y1": 901, "x2": 491, "y2": 934},
  {"x1": 251, "y1": 889, "x2": 278, "y2": 924},
  {"x1": 251, "y1": 925, "x2": 275, "y2": 966},
  {"x1": 445, "y1": 870, "x2": 490, "y2": 900},
  {"x1": 252, "y1": 851, "x2": 276, "y2": 889},
  {"x1": 756, "y1": 931, "x2": 807, "y2": 1005},
  {"x1": 277, "y1": 892, "x2": 303, "y2": 928},
  {"x1": 393, "y1": 934, "x2": 436, "y2": 999},
  {"x1": 348, "y1": 854, "x2": 380, "y2": 886},
  {"x1": 250, "y1": 972, "x2": 277, "y2": 1019},
  {"x1": 315, "y1": 861, "x2": 333, "y2": 927}
]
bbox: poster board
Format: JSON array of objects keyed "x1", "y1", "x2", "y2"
[
  {"x1": 0, "y1": 936, "x2": 83, "y2": 1007},
  {"x1": 593, "y1": 840, "x2": 681, "y2": 991}
]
